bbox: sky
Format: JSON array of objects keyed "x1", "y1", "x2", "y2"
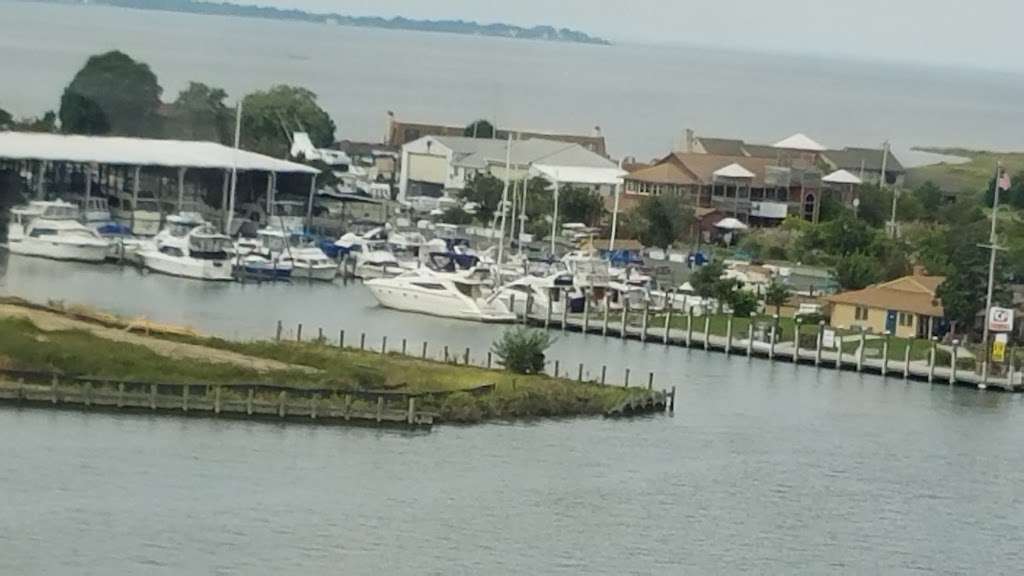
[{"x1": 238, "y1": 0, "x2": 1024, "y2": 71}]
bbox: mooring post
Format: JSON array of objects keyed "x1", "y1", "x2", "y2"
[
  {"x1": 444, "y1": 345, "x2": 449, "y2": 363},
  {"x1": 278, "y1": 391, "x2": 287, "y2": 418},
  {"x1": 344, "y1": 395, "x2": 352, "y2": 420},
  {"x1": 182, "y1": 385, "x2": 190, "y2": 413},
  {"x1": 150, "y1": 383, "x2": 157, "y2": 410},
  {"x1": 663, "y1": 301, "x2": 674, "y2": 345},
  {"x1": 647, "y1": 372, "x2": 654, "y2": 391},
  {"x1": 703, "y1": 315, "x2": 711, "y2": 351},
  {"x1": 318, "y1": 327, "x2": 324, "y2": 342},
  {"x1": 296, "y1": 323, "x2": 303, "y2": 342},
  {"x1": 546, "y1": 295, "x2": 553, "y2": 329},
  {"x1": 793, "y1": 318, "x2": 802, "y2": 364},
  {"x1": 624, "y1": 368, "x2": 631, "y2": 388},
  {"x1": 339, "y1": 330, "x2": 345, "y2": 349},
  {"x1": 578, "y1": 363, "x2": 584, "y2": 382},
  {"x1": 464, "y1": 347, "x2": 470, "y2": 365},
  {"x1": 381, "y1": 336, "x2": 387, "y2": 355},
  {"x1": 602, "y1": 294, "x2": 610, "y2": 336},
  {"x1": 950, "y1": 339, "x2": 959, "y2": 385},
  {"x1": 768, "y1": 321, "x2": 777, "y2": 360},
  {"x1": 51, "y1": 374, "x2": 58, "y2": 404},
  {"x1": 582, "y1": 289, "x2": 591, "y2": 333},
  {"x1": 402, "y1": 338, "x2": 407, "y2": 355},
  {"x1": 422, "y1": 341, "x2": 428, "y2": 359},
  {"x1": 360, "y1": 333, "x2": 366, "y2": 351},
  {"x1": 407, "y1": 397, "x2": 416, "y2": 425},
  {"x1": 747, "y1": 315, "x2": 755, "y2": 358},
  {"x1": 246, "y1": 387, "x2": 254, "y2": 415},
  {"x1": 561, "y1": 288, "x2": 569, "y2": 333},
  {"x1": 487, "y1": 352, "x2": 492, "y2": 369},
  {"x1": 857, "y1": 328, "x2": 866, "y2": 372},
  {"x1": 641, "y1": 300, "x2": 650, "y2": 343},
  {"x1": 686, "y1": 310, "x2": 694, "y2": 347},
  {"x1": 620, "y1": 300, "x2": 629, "y2": 340},
  {"x1": 311, "y1": 394, "x2": 319, "y2": 420},
  {"x1": 928, "y1": 338, "x2": 937, "y2": 383},
  {"x1": 881, "y1": 332, "x2": 890, "y2": 376},
  {"x1": 836, "y1": 336, "x2": 843, "y2": 370},
  {"x1": 275, "y1": 320, "x2": 282, "y2": 342},
  {"x1": 903, "y1": 341, "x2": 912, "y2": 379},
  {"x1": 601, "y1": 365, "x2": 607, "y2": 385},
  {"x1": 509, "y1": 292, "x2": 517, "y2": 322},
  {"x1": 214, "y1": 386, "x2": 222, "y2": 414},
  {"x1": 669, "y1": 386, "x2": 676, "y2": 412},
  {"x1": 554, "y1": 360, "x2": 560, "y2": 378},
  {"x1": 376, "y1": 396, "x2": 384, "y2": 423},
  {"x1": 725, "y1": 316, "x2": 733, "y2": 355},
  {"x1": 524, "y1": 293, "x2": 533, "y2": 326},
  {"x1": 815, "y1": 321, "x2": 824, "y2": 367},
  {"x1": 117, "y1": 382, "x2": 125, "y2": 408}
]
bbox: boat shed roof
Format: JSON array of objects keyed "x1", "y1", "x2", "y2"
[{"x1": 0, "y1": 131, "x2": 319, "y2": 174}]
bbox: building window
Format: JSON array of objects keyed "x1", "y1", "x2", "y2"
[
  {"x1": 855, "y1": 306, "x2": 869, "y2": 321},
  {"x1": 899, "y1": 312, "x2": 913, "y2": 327}
]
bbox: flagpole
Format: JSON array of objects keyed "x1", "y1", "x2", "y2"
[{"x1": 981, "y1": 162, "x2": 1004, "y2": 384}]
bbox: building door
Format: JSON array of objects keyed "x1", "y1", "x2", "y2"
[
  {"x1": 802, "y1": 192, "x2": 816, "y2": 221},
  {"x1": 886, "y1": 311, "x2": 898, "y2": 334}
]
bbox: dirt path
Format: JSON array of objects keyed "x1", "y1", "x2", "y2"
[{"x1": 0, "y1": 304, "x2": 316, "y2": 374}]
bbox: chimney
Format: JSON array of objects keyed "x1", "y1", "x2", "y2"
[
  {"x1": 684, "y1": 129, "x2": 695, "y2": 153},
  {"x1": 593, "y1": 125, "x2": 602, "y2": 137}
]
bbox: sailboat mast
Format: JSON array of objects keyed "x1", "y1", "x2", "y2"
[
  {"x1": 495, "y1": 133, "x2": 513, "y2": 285},
  {"x1": 226, "y1": 100, "x2": 243, "y2": 235}
]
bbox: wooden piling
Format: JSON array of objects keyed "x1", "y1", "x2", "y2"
[
  {"x1": 669, "y1": 386, "x2": 676, "y2": 412},
  {"x1": 444, "y1": 345, "x2": 449, "y2": 363},
  {"x1": 686, "y1": 310, "x2": 693, "y2": 347},
  {"x1": 375, "y1": 396, "x2": 383, "y2": 423},
  {"x1": 641, "y1": 300, "x2": 650, "y2": 343},
  {"x1": 339, "y1": 330, "x2": 345, "y2": 348},
  {"x1": 214, "y1": 386, "x2": 222, "y2": 414},
  {"x1": 181, "y1": 384, "x2": 189, "y2": 412},
  {"x1": 402, "y1": 338, "x2": 407, "y2": 355},
  {"x1": 117, "y1": 382, "x2": 125, "y2": 408},
  {"x1": 246, "y1": 387, "x2": 254, "y2": 415},
  {"x1": 768, "y1": 323, "x2": 776, "y2": 360},
  {"x1": 663, "y1": 303, "x2": 673, "y2": 345},
  {"x1": 318, "y1": 327, "x2": 323, "y2": 342},
  {"x1": 903, "y1": 341, "x2": 911, "y2": 379},
  {"x1": 602, "y1": 294, "x2": 610, "y2": 336},
  {"x1": 381, "y1": 336, "x2": 387, "y2": 355},
  {"x1": 601, "y1": 365, "x2": 607, "y2": 385},
  {"x1": 815, "y1": 322, "x2": 824, "y2": 367},
  {"x1": 487, "y1": 352, "x2": 492, "y2": 369},
  {"x1": 928, "y1": 339, "x2": 936, "y2": 383},
  {"x1": 407, "y1": 397, "x2": 416, "y2": 425},
  {"x1": 647, "y1": 372, "x2": 654, "y2": 391},
  {"x1": 296, "y1": 323, "x2": 303, "y2": 342},
  {"x1": 725, "y1": 316, "x2": 733, "y2": 355},
  {"x1": 620, "y1": 301, "x2": 629, "y2": 340},
  {"x1": 310, "y1": 394, "x2": 319, "y2": 420},
  {"x1": 150, "y1": 384, "x2": 157, "y2": 410},
  {"x1": 50, "y1": 375, "x2": 58, "y2": 404},
  {"x1": 578, "y1": 363, "x2": 584, "y2": 382},
  {"x1": 624, "y1": 368, "x2": 631, "y2": 388},
  {"x1": 857, "y1": 329, "x2": 866, "y2": 372},
  {"x1": 422, "y1": 341, "x2": 428, "y2": 359},
  {"x1": 554, "y1": 359, "x2": 560, "y2": 379},
  {"x1": 950, "y1": 340, "x2": 959, "y2": 385},
  {"x1": 703, "y1": 315, "x2": 711, "y2": 351},
  {"x1": 464, "y1": 347, "x2": 470, "y2": 365},
  {"x1": 524, "y1": 294, "x2": 533, "y2": 326},
  {"x1": 546, "y1": 295, "x2": 553, "y2": 329},
  {"x1": 561, "y1": 289, "x2": 569, "y2": 333},
  {"x1": 275, "y1": 320, "x2": 283, "y2": 342},
  {"x1": 582, "y1": 289, "x2": 591, "y2": 333},
  {"x1": 881, "y1": 333, "x2": 890, "y2": 376},
  {"x1": 793, "y1": 320, "x2": 801, "y2": 364},
  {"x1": 746, "y1": 320, "x2": 754, "y2": 358}
]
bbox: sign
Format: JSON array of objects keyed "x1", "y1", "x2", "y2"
[
  {"x1": 988, "y1": 307, "x2": 1015, "y2": 333},
  {"x1": 822, "y1": 329, "x2": 836, "y2": 350},
  {"x1": 992, "y1": 333, "x2": 1009, "y2": 363}
]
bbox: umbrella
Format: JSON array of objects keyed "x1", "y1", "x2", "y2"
[{"x1": 714, "y1": 217, "x2": 750, "y2": 231}]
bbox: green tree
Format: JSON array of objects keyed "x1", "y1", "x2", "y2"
[
  {"x1": 558, "y1": 186, "x2": 605, "y2": 227},
  {"x1": 764, "y1": 278, "x2": 791, "y2": 316},
  {"x1": 460, "y1": 174, "x2": 504, "y2": 223},
  {"x1": 13, "y1": 111, "x2": 58, "y2": 133},
  {"x1": 59, "y1": 50, "x2": 162, "y2": 136},
  {"x1": 855, "y1": 184, "x2": 892, "y2": 228},
  {"x1": 491, "y1": 327, "x2": 555, "y2": 374},
  {"x1": 627, "y1": 195, "x2": 695, "y2": 249},
  {"x1": 464, "y1": 119, "x2": 495, "y2": 139},
  {"x1": 0, "y1": 107, "x2": 11, "y2": 129},
  {"x1": 164, "y1": 82, "x2": 233, "y2": 143},
  {"x1": 937, "y1": 217, "x2": 1009, "y2": 334},
  {"x1": 439, "y1": 206, "x2": 473, "y2": 225},
  {"x1": 912, "y1": 181, "x2": 944, "y2": 217},
  {"x1": 729, "y1": 290, "x2": 760, "y2": 317},
  {"x1": 241, "y1": 85, "x2": 335, "y2": 157},
  {"x1": 691, "y1": 260, "x2": 741, "y2": 313},
  {"x1": 835, "y1": 251, "x2": 881, "y2": 290}
]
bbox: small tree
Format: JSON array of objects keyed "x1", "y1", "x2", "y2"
[
  {"x1": 464, "y1": 119, "x2": 495, "y2": 139},
  {"x1": 491, "y1": 327, "x2": 555, "y2": 374},
  {"x1": 729, "y1": 290, "x2": 759, "y2": 317},
  {"x1": 0, "y1": 107, "x2": 12, "y2": 130},
  {"x1": 439, "y1": 206, "x2": 473, "y2": 225},
  {"x1": 764, "y1": 278, "x2": 791, "y2": 316}
]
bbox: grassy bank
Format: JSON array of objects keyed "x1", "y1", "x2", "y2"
[
  {"x1": 0, "y1": 312, "x2": 639, "y2": 424},
  {"x1": 906, "y1": 147, "x2": 1024, "y2": 193}
]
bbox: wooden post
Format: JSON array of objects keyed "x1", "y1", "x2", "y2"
[
  {"x1": 524, "y1": 294, "x2": 532, "y2": 326},
  {"x1": 376, "y1": 396, "x2": 384, "y2": 423},
  {"x1": 620, "y1": 300, "x2": 629, "y2": 340},
  {"x1": 815, "y1": 322, "x2": 824, "y2": 367},
  {"x1": 311, "y1": 394, "x2": 319, "y2": 420},
  {"x1": 546, "y1": 294, "x2": 553, "y2": 329},
  {"x1": 701, "y1": 315, "x2": 710, "y2": 351},
  {"x1": 928, "y1": 339, "x2": 937, "y2": 383},
  {"x1": 487, "y1": 352, "x2": 492, "y2": 369},
  {"x1": 464, "y1": 347, "x2": 470, "y2": 365},
  {"x1": 339, "y1": 330, "x2": 345, "y2": 348},
  {"x1": 582, "y1": 289, "x2": 591, "y2": 333},
  {"x1": 51, "y1": 375, "x2": 58, "y2": 404},
  {"x1": 857, "y1": 328, "x2": 866, "y2": 372},
  {"x1": 836, "y1": 336, "x2": 843, "y2": 370},
  {"x1": 296, "y1": 323, "x2": 303, "y2": 342},
  {"x1": 509, "y1": 292, "x2": 517, "y2": 322},
  {"x1": 601, "y1": 365, "x2": 607, "y2": 385},
  {"x1": 150, "y1": 383, "x2": 157, "y2": 410},
  {"x1": 793, "y1": 320, "x2": 801, "y2": 364},
  {"x1": 663, "y1": 302, "x2": 673, "y2": 345},
  {"x1": 641, "y1": 300, "x2": 650, "y2": 343},
  {"x1": 725, "y1": 316, "x2": 733, "y2": 355},
  {"x1": 669, "y1": 386, "x2": 676, "y2": 412},
  {"x1": 602, "y1": 294, "x2": 610, "y2": 336},
  {"x1": 344, "y1": 395, "x2": 352, "y2": 420},
  {"x1": 381, "y1": 336, "x2": 387, "y2": 355},
  {"x1": 624, "y1": 368, "x2": 631, "y2": 388},
  {"x1": 1008, "y1": 352, "x2": 1016, "y2": 390},
  {"x1": 747, "y1": 319, "x2": 754, "y2": 358},
  {"x1": 950, "y1": 340, "x2": 959, "y2": 385},
  {"x1": 577, "y1": 363, "x2": 584, "y2": 382},
  {"x1": 422, "y1": 341, "x2": 428, "y2": 359},
  {"x1": 768, "y1": 322, "x2": 777, "y2": 360},
  {"x1": 402, "y1": 338, "x2": 407, "y2": 355},
  {"x1": 275, "y1": 320, "x2": 283, "y2": 342},
  {"x1": 246, "y1": 387, "x2": 254, "y2": 415},
  {"x1": 903, "y1": 341, "x2": 912, "y2": 379},
  {"x1": 444, "y1": 345, "x2": 449, "y2": 363},
  {"x1": 554, "y1": 360, "x2": 560, "y2": 378},
  {"x1": 686, "y1": 310, "x2": 693, "y2": 347},
  {"x1": 117, "y1": 382, "x2": 125, "y2": 408},
  {"x1": 881, "y1": 333, "x2": 890, "y2": 376},
  {"x1": 360, "y1": 333, "x2": 366, "y2": 350},
  {"x1": 407, "y1": 397, "x2": 416, "y2": 425},
  {"x1": 318, "y1": 327, "x2": 324, "y2": 342},
  {"x1": 561, "y1": 288, "x2": 569, "y2": 333},
  {"x1": 214, "y1": 386, "x2": 222, "y2": 414},
  {"x1": 278, "y1": 391, "x2": 287, "y2": 418},
  {"x1": 182, "y1": 385, "x2": 190, "y2": 412},
  {"x1": 647, "y1": 372, "x2": 654, "y2": 391}
]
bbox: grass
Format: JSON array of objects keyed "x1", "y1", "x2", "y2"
[
  {"x1": 906, "y1": 148, "x2": 1024, "y2": 193},
  {"x1": 0, "y1": 315, "x2": 637, "y2": 423}
]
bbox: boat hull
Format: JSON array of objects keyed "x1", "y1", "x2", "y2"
[
  {"x1": 291, "y1": 264, "x2": 338, "y2": 281},
  {"x1": 140, "y1": 252, "x2": 234, "y2": 281},
  {"x1": 366, "y1": 283, "x2": 515, "y2": 323},
  {"x1": 7, "y1": 238, "x2": 108, "y2": 263}
]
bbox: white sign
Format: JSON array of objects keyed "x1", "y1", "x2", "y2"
[
  {"x1": 822, "y1": 329, "x2": 836, "y2": 350},
  {"x1": 988, "y1": 307, "x2": 1015, "y2": 333}
]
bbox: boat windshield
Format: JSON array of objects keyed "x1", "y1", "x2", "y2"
[
  {"x1": 262, "y1": 235, "x2": 288, "y2": 253},
  {"x1": 189, "y1": 235, "x2": 231, "y2": 258},
  {"x1": 42, "y1": 205, "x2": 79, "y2": 220},
  {"x1": 454, "y1": 281, "x2": 481, "y2": 299}
]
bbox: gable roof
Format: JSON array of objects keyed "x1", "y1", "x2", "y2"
[
  {"x1": 668, "y1": 153, "x2": 784, "y2": 187},
  {"x1": 823, "y1": 147, "x2": 905, "y2": 174},
  {"x1": 827, "y1": 274, "x2": 946, "y2": 317},
  {"x1": 696, "y1": 137, "x2": 746, "y2": 156},
  {"x1": 823, "y1": 169, "x2": 863, "y2": 185},
  {"x1": 427, "y1": 136, "x2": 615, "y2": 171},
  {"x1": 714, "y1": 163, "x2": 756, "y2": 179},
  {"x1": 388, "y1": 120, "x2": 607, "y2": 156},
  {"x1": 625, "y1": 161, "x2": 699, "y2": 186},
  {"x1": 773, "y1": 133, "x2": 827, "y2": 152}
]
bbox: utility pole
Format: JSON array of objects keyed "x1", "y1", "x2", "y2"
[
  {"x1": 981, "y1": 164, "x2": 1007, "y2": 382},
  {"x1": 882, "y1": 141, "x2": 899, "y2": 239}
]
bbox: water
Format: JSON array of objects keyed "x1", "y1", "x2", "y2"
[
  {"x1": 3, "y1": 255, "x2": 1024, "y2": 574},
  {"x1": 3, "y1": 2, "x2": 1024, "y2": 164}
]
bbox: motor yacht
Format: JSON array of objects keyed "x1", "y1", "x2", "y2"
[
  {"x1": 495, "y1": 271, "x2": 581, "y2": 317},
  {"x1": 7, "y1": 218, "x2": 109, "y2": 262},
  {"x1": 365, "y1": 268, "x2": 516, "y2": 323},
  {"x1": 138, "y1": 215, "x2": 233, "y2": 281}
]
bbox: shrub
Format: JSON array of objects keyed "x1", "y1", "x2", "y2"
[{"x1": 491, "y1": 327, "x2": 555, "y2": 374}]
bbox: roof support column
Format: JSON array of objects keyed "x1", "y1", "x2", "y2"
[
  {"x1": 221, "y1": 169, "x2": 230, "y2": 233},
  {"x1": 266, "y1": 172, "x2": 275, "y2": 220},
  {"x1": 84, "y1": 163, "x2": 93, "y2": 206},
  {"x1": 518, "y1": 170, "x2": 529, "y2": 256},
  {"x1": 35, "y1": 161, "x2": 45, "y2": 199},
  {"x1": 306, "y1": 174, "x2": 318, "y2": 231},
  {"x1": 550, "y1": 179, "x2": 560, "y2": 256},
  {"x1": 177, "y1": 167, "x2": 187, "y2": 212},
  {"x1": 610, "y1": 162, "x2": 622, "y2": 252},
  {"x1": 132, "y1": 166, "x2": 141, "y2": 206}
]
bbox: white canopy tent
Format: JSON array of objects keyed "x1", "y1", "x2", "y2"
[
  {"x1": 529, "y1": 163, "x2": 627, "y2": 254},
  {"x1": 773, "y1": 133, "x2": 827, "y2": 152},
  {"x1": 713, "y1": 163, "x2": 756, "y2": 179},
  {"x1": 0, "y1": 131, "x2": 319, "y2": 231},
  {"x1": 714, "y1": 217, "x2": 750, "y2": 231},
  {"x1": 823, "y1": 169, "x2": 863, "y2": 185}
]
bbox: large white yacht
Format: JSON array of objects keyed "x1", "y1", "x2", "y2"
[
  {"x1": 495, "y1": 272, "x2": 581, "y2": 317},
  {"x1": 138, "y1": 214, "x2": 233, "y2": 281},
  {"x1": 110, "y1": 192, "x2": 162, "y2": 236},
  {"x1": 7, "y1": 218, "x2": 110, "y2": 262},
  {"x1": 365, "y1": 268, "x2": 516, "y2": 323}
]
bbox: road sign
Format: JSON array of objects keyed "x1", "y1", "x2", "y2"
[
  {"x1": 993, "y1": 333, "x2": 1009, "y2": 363},
  {"x1": 988, "y1": 307, "x2": 1015, "y2": 333}
]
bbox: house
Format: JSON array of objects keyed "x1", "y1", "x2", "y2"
[
  {"x1": 388, "y1": 118, "x2": 607, "y2": 157},
  {"x1": 398, "y1": 135, "x2": 617, "y2": 201},
  {"x1": 827, "y1": 273, "x2": 947, "y2": 339},
  {"x1": 821, "y1": 147, "x2": 904, "y2": 187}
]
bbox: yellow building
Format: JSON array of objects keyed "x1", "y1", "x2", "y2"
[{"x1": 827, "y1": 274, "x2": 946, "y2": 339}]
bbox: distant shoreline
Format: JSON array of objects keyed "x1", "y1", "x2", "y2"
[{"x1": 30, "y1": 0, "x2": 612, "y2": 46}]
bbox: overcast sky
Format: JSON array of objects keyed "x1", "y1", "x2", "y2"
[{"x1": 238, "y1": 0, "x2": 1023, "y2": 71}]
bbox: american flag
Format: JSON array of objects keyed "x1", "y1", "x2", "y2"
[{"x1": 998, "y1": 170, "x2": 1012, "y2": 191}]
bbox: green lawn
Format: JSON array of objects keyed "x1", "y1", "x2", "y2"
[{"x1": 906, "y1": 148, "x2": 1024, "y2": 193}]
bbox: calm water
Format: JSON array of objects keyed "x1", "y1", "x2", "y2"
[
  {"x1": 3, "y1": 2, "x2": 1024, "y2": 163},
  {"x1": 3, "y1": 255, "x2": 1024, "y2": 574}
]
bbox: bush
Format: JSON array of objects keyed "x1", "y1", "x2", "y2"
[
  {"x1": 729, "y1": 290, "x2": 760, "y2": 317},
  {"x1": 491, "y1": 327, "x2": 555, "y2": 374}
]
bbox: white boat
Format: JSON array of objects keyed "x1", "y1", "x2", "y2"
[
  {"x1": 110, "y1": 192, "x2": 163, "y2": 236},
  {"x1": 7, "y1": 200, "x2": 80, "y2": 242},
  {"x1": 94, "y1": 222, "x2": 147, "y2": 263},
  {"x1": 365, "y1": 268, "x2": 516, "y2": 323},
  {"x1": 496, "y1": 272, "x2": 580, "y2": 317},
  {"x1": 270, "y1": 200, "x2": 307, "y2": 234},
  {"x1": 7, "y1": 218, "x2": 109, "y2": 262},
  {"x1": 139, "y1": 217, "x2": 233, "y2": 281},
  {"x1": 286, "y1": 238, "x2": 337, "y2": 281},
  {"x1": 234, "y1": 229, "x2": 293, "y2": 281},
  {"x1": 336, "y1": 233, "x2": 403, "y2": 279},
  {"x1": 562, "y1": 250, "x2": 611, "y2": 289},
  {"x1": 65, "y1": 196, "x2": 112, "y2": 224}
]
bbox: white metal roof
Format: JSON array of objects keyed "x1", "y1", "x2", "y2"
[
  {"x1": 822, "y1": 169, "x2": 863, "y2": 185},
  {"x1": 0, "y1": 131, "x2": 319, "y2": 174},
  {"x1": 772, "y1": 133, "x2": 827, "y2": 152},
  {"x1": 713, "y1": 163, "x2": 756, "y2": 179},
  {"x1": 529, "y1": 164, "x2": 627, "y2": 185}
]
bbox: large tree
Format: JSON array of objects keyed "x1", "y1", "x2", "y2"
[
  {"x1": 558, "y1": 186, "x2": 606, "y2": 227},
  {"x1": 464, "y1": 119, "x2": 495, "y2": 139},
  {"x1": 241, "y1": 85, "x2": 335, "y2": 157},
  {"x1": 0, "y1": 107, "x2": 11, "y2": 129},
  {"x1": 460, "y1": 174, "x2": 504, "y2": 223},
  {"x1": 164, "y1": 82, "x2": 233, "y2": 144},
  {"x1": 625, "y1": 195, "x2": 695, "y2": 249},
  {"x1": 59, "y1": 50, "x2": 163, "y2": 137}
]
